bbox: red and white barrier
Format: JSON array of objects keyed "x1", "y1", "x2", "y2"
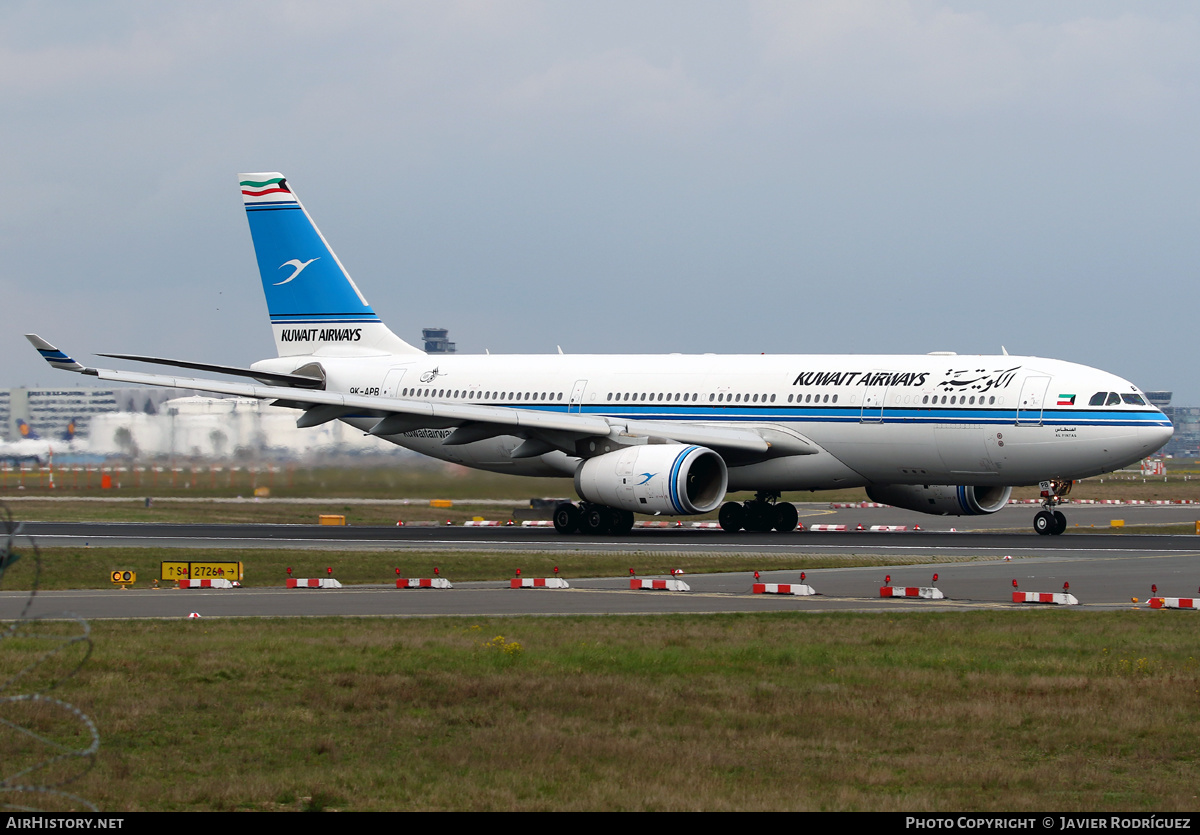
[
  {"x1": 286, "y1": 578, "x2": 343, "y2": 589},
  {"x1": 397, "y1": 578, "x2": 453, "y2": 589},
  {"x1": 690, "y1": 522, "x2": 721, "y2": 528},
  {"x1": 178, "y1": 579, "x2": 235, "y2": 589},
  {"x1": 463, "y1": 520, "x2": 504, "y2": 526},
  {"x1": 630, "y1": 578, "x2": 690, "y2": 591},
  {"x1": 634, "y1": 521, "x2": 684, "y2": 528},
  {"x1": 1012, "y1": 591, "x2": 1078, "y2": 605},
  {"x1": 869, "y1": 525, "x2": 909, "y2": 532},
  {"x1": 521, "y1": 520, "x2": 554, "y2": 527},
  {"x1": 829, "y1": 502, "x2": 888, "y2": 508},
  {"x1": 880, "y1": 586, "x2": 944, "y2": 599},
  {"x1": 808, "y1": 524, "x2": 847, "y2": 532},
  {"x1": 753, "y1": 583, "x2": 816, "y2": 596},
  {"x1": 509, "y1": 577, "x2": 570, "y2": 589},
  {"x1": 1149, "y1": 597, "x2": 1197, "y2": 610}
]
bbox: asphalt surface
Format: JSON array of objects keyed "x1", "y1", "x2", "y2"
[{"x1": 3, "y1": 504, "x2": 1198, "y2": 619}]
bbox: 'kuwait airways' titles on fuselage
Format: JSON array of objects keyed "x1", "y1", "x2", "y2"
[{"x1": 793, "y1": 370, "x2": 929, "y2": 387}]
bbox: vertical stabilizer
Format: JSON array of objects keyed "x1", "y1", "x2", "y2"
[{"x1": 239, "y1": 173, "x2": 423, "y2": 357}]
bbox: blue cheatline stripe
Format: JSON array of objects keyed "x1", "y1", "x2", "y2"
[
  {"x1": 379, "y1": 399, "x2": 1169, "y2": 430},
  {"x1": 37, "y1": 349, "x2": 72, "y2": 361}
]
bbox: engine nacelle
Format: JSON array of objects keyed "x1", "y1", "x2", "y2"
[
  {"x1": 865, "y1": 484, "x2": 1013, "y2": 516},
  {"x1": 574, "y1": 444, "x2": 728, "y2": 516}
]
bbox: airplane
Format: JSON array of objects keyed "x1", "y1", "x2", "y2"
[
  {"x1": 27, "y1": 172, "x2": 1173, "y2": 535},
  {"x1": 0, "y1": 419, "x2": 78, "y2": 465}
]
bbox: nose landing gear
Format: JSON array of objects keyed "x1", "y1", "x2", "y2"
[{"x1": 1033, "y1": 479, "x2": 1071, "y2": 536}]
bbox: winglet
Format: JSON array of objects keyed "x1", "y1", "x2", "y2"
[{"x1": 26, "y1": 334, "x2": 88, "y2": 373}]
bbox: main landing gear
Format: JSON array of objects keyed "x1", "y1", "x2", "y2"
[
  {"x1": 553, "y1": 502, "x2": 635, "y2": 536},
  {"x1": 1033, "y1": 479, "x2": 1072, "y2": 536},
  {"x1": 718, "y1": 492, "x2": 799, "y2": 533}
]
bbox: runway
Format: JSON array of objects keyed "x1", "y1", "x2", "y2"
[
  {"x1": 4, "y1": 505, "x2": 1199, "y2": 620},
  {"x1": 9, "y1": 500, "x2": 1200, "y2": 557}
]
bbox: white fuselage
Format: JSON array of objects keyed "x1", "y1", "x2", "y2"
[{"x1": 253, "y1": 351, "x2": 1172, "y2": 492}]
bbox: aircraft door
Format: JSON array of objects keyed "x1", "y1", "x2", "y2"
[
  {"x1": 569, "y1": 379, "x2": 588, "y2": 414},
  {"x1": 860, "y1": 383, "x2": 888, "y2": 423},
  {"x1": 382, "y1": 368, "x2": 407, "y2": 398},
  {"x1": 1016, "y1": 376, "x2": 1049, "y2": 426}
]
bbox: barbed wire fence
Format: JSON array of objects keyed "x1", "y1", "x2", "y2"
[{"x1": 0, "y1": 510, "x2": 99, "y2": 811}]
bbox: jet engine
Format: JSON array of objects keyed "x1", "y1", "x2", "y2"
[
  {"x1": 865, "y1": 484, "x2": 1012, "y2": 516},
  {"x1": 574, "y1": 444, "x2": 728, "y2": 515}
]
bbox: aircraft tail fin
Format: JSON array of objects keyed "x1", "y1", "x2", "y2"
[
  {"x1": 16, "y1": 419, "x2": 38, "y2": 440},
  {"x1": 239, "y1": 173, "x2": 423, "y2": 358},
  {"x1": 62, "y1": 418, "x2": 77, "y2": 442}
]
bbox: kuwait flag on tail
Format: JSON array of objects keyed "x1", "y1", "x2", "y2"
[
  {"x1": 1057, "y1": 394, "x2": 1076, "y2": 406},
  {"x1": 240, "y1": 174, "x2": 295, "y2": 203}
]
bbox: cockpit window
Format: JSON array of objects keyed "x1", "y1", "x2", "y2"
[
  {"x1": 1121, "y1": 393, "x2": 1146, "y2": 406},
  {"x1": 1089, "y1": 392, "x2": 1107, "y2": 406},
  {"x1": 1106, "y1": 392, "x2": 1121, "y2": 406}
]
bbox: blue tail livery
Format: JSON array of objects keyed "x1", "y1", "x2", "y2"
[{"x1": 240, "y1": 173, "x2": 422, "y2": 358}]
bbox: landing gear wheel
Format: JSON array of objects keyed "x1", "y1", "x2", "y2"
[
  {"x1": 553, "y1": 503, "x2": 580, "y2": 534},
  {"x1": 1052, "y1": 511, "x2": 1067, "y2": 536},
  {"x1": 581, "y1": 506, "x2": 611, "y2": 535},
  {"x1": 718, "y1": 502, "x2": 744, "y2": 532},
  {"x1": 609, "y1": 508, "x2": 635, "y2": 535},
  {"x1": 774, "y1": 502, "x2": 799, "y2": 532},
  {"x1": 1033, "y1": 510, "x2": 1054, "y2": 536},
  {"x1": 744, "y1": 501, "x2": 775, "y2": 533}
]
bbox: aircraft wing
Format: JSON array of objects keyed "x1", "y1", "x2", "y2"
[{"x1": 26, "y1": 336, "x2": 802, "y2": 458}]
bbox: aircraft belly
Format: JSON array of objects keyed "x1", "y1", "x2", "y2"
[
  {"x1": 934, "y1": 423, "x2": 1002, "y2": 478},
  {"x1": 809, "y1": 423, "x2": 947, "y2": 485}
]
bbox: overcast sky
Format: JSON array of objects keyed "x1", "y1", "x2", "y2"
[{"x1": 3, "y1": 1, "x2": 1197, "y2": 400}]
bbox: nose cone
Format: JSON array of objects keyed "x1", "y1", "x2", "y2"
[{"x1": 1140, "y1": 418, "x2": 1173, "y2": 455}]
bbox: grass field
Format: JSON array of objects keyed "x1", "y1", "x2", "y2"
[
  {"x1": 3, "y1": 463, "x2": 1199, "y2": 811},
  {"x1": 7, "y1": 612, "x2": 1197, "y2": 811}
]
